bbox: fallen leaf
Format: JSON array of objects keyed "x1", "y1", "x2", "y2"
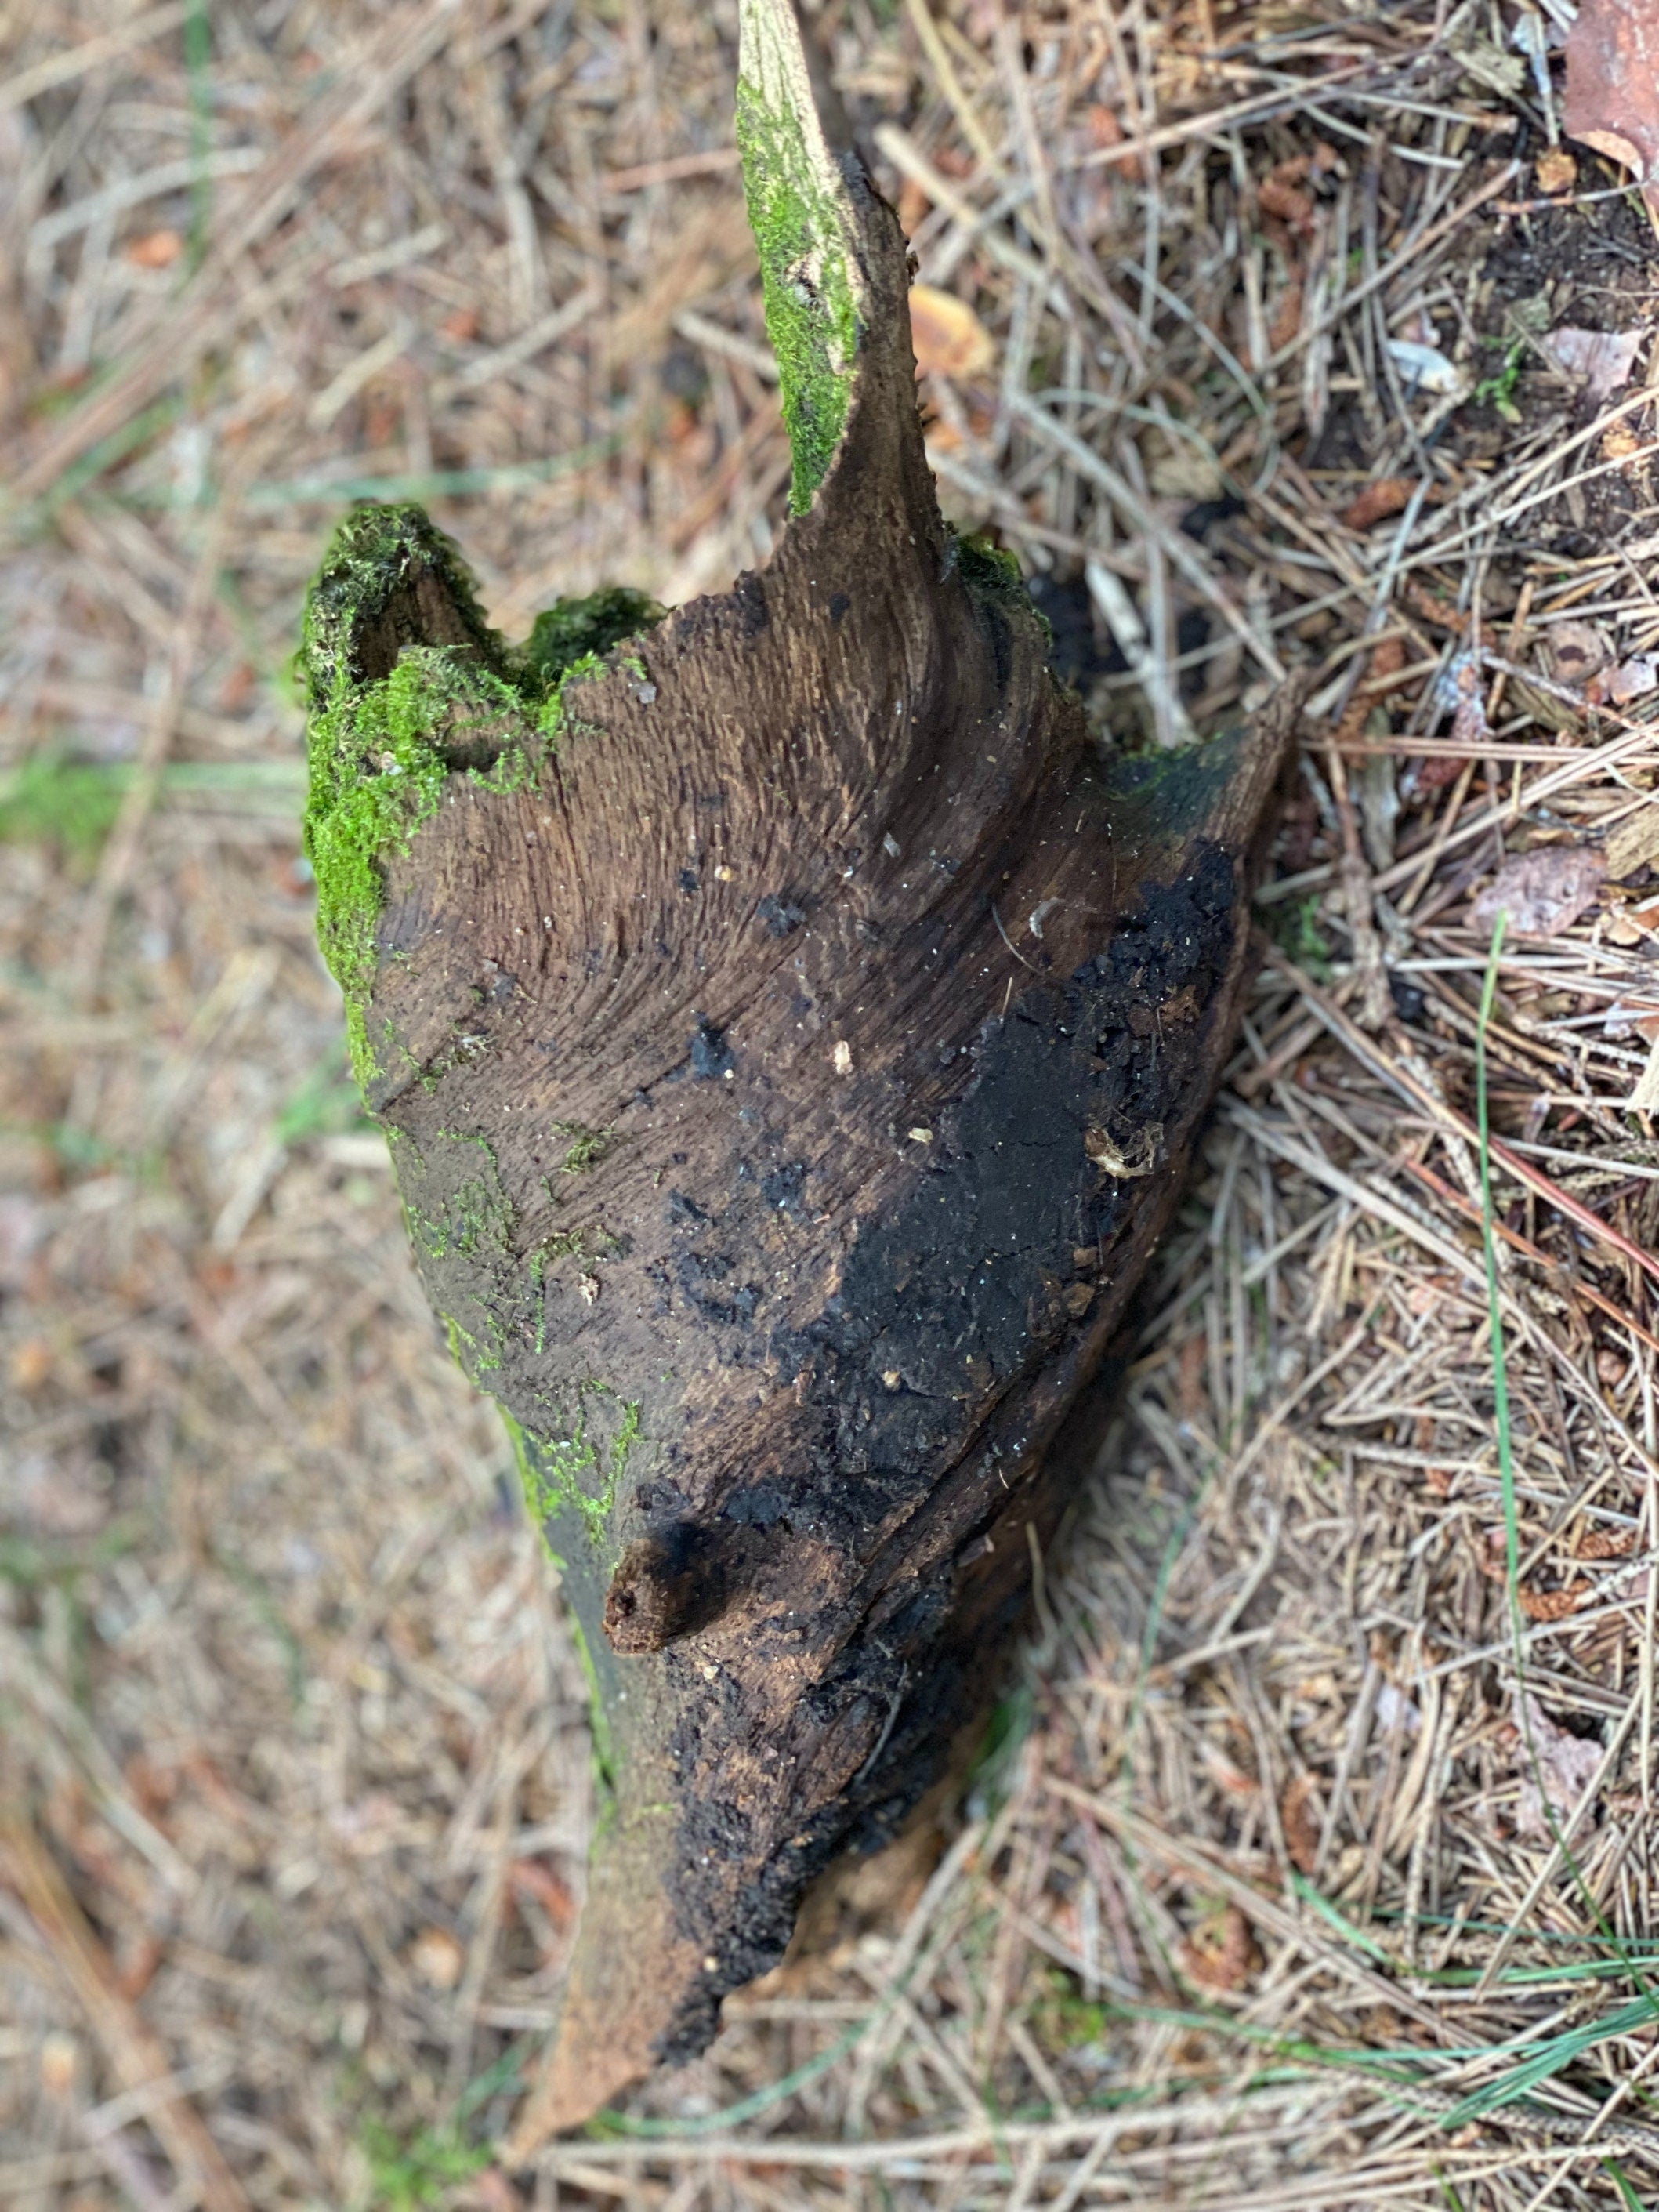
[
  {"x1": 1425, "y1": 650, "x2": 1487, "y2": 790},
  {"x1": 1472, "y1": 846, "x2": 1606, "y2": 936},
  {"x1": 409, "y1": 1925, "x2": 465, "y2": 1990},
  {"x1": 1602, "y1": 418, "x2": 1647, "y2": 471},
  {"x1": 908, "y1": 283, "x2": 995, "y2": 379},
  {"x1": 1179, "y1": 1902, "x2": 1260, "y2": 1992},
  {"x1": 1545, "y1": 324, "x2": 1646, "y2": 401},
  {"x1": 1512, "y1": 1693, "x2": 1603, "y2": 1842},
  {"x1": 1518, "y1": 1579, "x2": 1592, "y2": 1621},
  {"x1": 1281, "y1": 1774, "x2": 1321, "y2": 1873},
  {"x1": 1631, "y1": 1029, "x2": 1659, "y2": 1113},
  {"x1": 1545, "y1": 618, "x2": 1614, "y2": 689},
  {"x1": 1385, "y1": 336, "x2": 1462, "y2": 396},
  {"x1": 1603, "y1": 799, "x2": 1659, "y2": 879},
  {"x1": 1604, "y1": 995, "x2": 1659, "y2": 1039},
  {"x1": 1535, "y1": 146, "x2": 1579, "y2": 195},
  {"x1": 1609, "y1": 654, "x2": 1659, "y2": 704},
  {"x1": 1564, "y1": 0, "x2": 1659, "y2": 219},
  {"x1": 1340, "y1": 476, "x2": 1418, "y2": 530},
  {"x1": 126, "y1": 227, "x2": 183, "y2": 268}
]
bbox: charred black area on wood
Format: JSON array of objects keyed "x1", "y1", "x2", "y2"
[{"x1": 649, "y1": 842, "x2": 1251, "y2": 2053}]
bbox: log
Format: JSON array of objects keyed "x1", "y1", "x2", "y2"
[{"x1": 300, "y1": 0, "x2": 1300, "y2": 2142}]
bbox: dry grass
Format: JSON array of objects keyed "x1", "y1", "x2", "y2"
[{"x1": 5, "y1": 1, "x2": 1659, "y2": 2207}]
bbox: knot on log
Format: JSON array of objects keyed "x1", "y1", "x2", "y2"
[{"x1": 602, "y1": 1530, "x2": 727, "y2": 1655}]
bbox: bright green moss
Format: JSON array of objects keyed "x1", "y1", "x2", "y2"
[
  {"x1": 304, "y1": 650, "x2": 496, "y2": 1089},
  {"x1": 300, "y1": 505, "x2": 665, "y2": 1095},
  {"x1": 536, "y1": 651, "x2": 607, "y2": 743},
  {"x1": 737, "y1": 76, "x2": 860, "y2": 513},
  {"x1": 520, "y1": 587, "x2": 663, "y2": 695},
  {"x1": 951, "y1": 530, "x2": 1027, "y2": 602}
]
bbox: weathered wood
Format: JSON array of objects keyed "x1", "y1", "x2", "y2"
[{"x1": 301, "y1": 0, "x2": 1299, "y2": 2141}]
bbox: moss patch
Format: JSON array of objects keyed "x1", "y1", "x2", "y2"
[
  {"x1": 512, "y1": 1383, "x2": 641, "y2": 1550},
  {"x1": 520, "y1": 587, "x2": 662, "y2": 696},
  {"x1": 549, "y1": 1121, "x2": 615, "y2": 1178},
  {"x1": 305, "y1": 650, "x2": 505, "y2": 1087},
  {"x1": 301, "y1": 506, "x2": 664, "y2": 1094},
  {"x1": 736, "y1": 75, "x2": 860, "y2": 513}
]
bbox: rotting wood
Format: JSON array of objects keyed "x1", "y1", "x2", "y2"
[{"x1": 298, "y1": 0, "x2": 1300, "y2": 2141}]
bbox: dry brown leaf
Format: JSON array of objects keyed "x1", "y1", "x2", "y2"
[
  {"x1": 1574, "y1": 1525, "x2": 1638, "y2": 1559},
  {"x1": 1280, "y1": 1773, "x2": 1321, "y2": 1873},
  {"x1": 1603, "y1": 800, "x2": 1659, "y2": 880},
  {"x1": 1518, "y1": 1580, "x2": 1592, "y2": 1622},
  {"x1": 1179, "y1": 1902, "x2": 1261, "y2": 1992},
  {"x1": 408, "y1": 1924, "x2": 465, "y2": 1989},
  {"x1": 1339, "y1": 476, "x2": 1417, "y2": 530},
  {"x1": 1564, "y1": 0, "x2": 1659, "y2": 219},
  {"x1": 125, "y1": 227, "x2": 183, "y2": 269},
  {"x1": 1512, "y1": 1693, "x2": 1604, "y2": 1842},
  {"x1": 1545, "y1": 325, "x2": 1646, "y2": 401},
  {"x1": 1603, "y1": 418, "x2": 1648, "y2": 471},
  {"x1": 907, "y1": 284, "x2": 995, "y2": 379},
  {"x1": 1609, "y1": 654, "x2": 1659, "y2": 705},
  {"x1": 1547, "y1": 619, "x2": 1614, "y2": 689},
  {"x1": 1472, "y1": 846, "x2": 1606, "y2": 936}
]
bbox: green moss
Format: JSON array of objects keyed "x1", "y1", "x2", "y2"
[
  {"x1": 304, "y1": 645, "x2": 534, "y2": 1090},
  {"x1": 520, "y1": 587, "x2": 663, "y2": 697},
  {"x1": 301, "y1": 509, "x2": 663, "y2": 1094},
  {"x1": 736, "y1": 75, "x2": 860, "y2": 513},
  {"x1": 406, "y1": 1131, "x2": 515, "y2": 1262},
  {"x1": 357, "y1": 2117, "x2": 489, "y2": 2212},
  {"x1": 443, "y1": 1308, "x2": 503, "y2": 1377},
  {"x1": 549, "y1": 1121, "x2": 615, "y2": 1178},
  {"x1": 300, "y1": 503, "x2": 503, "y2": 707},
  {"x1": 535, "y1": 650, "x2": 607, "y2": 744},
  {"x1": 951, "y1": 529, "x2": 1029, "y2": 605},
  {"x1": 509, "y1": 1383, "x2": 641, "y2": 1550}
]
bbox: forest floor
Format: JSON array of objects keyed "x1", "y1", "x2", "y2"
[{"x1": 5, "y1": 2, "x2": 1659, "y2": 2208}]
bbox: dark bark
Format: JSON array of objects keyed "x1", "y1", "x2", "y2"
[{"x1": 301, "y1": 0, "x2": 1301, "y2": 2141}]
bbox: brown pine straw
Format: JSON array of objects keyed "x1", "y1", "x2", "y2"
[{"x1": 6, "y1": 2, "x2": 1659, "y2": 2207}]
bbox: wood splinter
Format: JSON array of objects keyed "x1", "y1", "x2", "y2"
[{"x1": 299, "y1": 0, "x2": 1301, "y2": 2144}]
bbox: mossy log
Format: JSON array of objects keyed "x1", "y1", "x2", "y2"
[{"x1": 301, "y1": 0, "x2": 1300, "y2": 2141}]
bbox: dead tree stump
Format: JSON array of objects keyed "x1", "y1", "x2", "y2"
[{"x1": 300, "y1": 0, "x2": 1300, "y2": 2140}]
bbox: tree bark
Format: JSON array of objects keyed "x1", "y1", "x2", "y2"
[{"x1": 300, "y1": 0, "x2": 1301, "y2": 2141}]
